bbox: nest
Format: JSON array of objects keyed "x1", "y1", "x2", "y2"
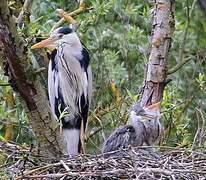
[{"x1": 1, "y1": 141, "x2": 206, "y2": 179}]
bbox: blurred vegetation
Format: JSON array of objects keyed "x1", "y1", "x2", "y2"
[{"x1": 0, "y1": 0, "x2": 206, "y2": 154}]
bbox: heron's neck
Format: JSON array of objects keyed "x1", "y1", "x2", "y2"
[
  {"x1": 129, "y1": 111, "x2": 142, "y2": 125},
  {"x1": 59, "y1": 40, "x2": 83, "y2": 61}
]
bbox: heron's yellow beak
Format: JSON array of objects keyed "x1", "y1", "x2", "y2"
[
  {"x1": 147, "y1": 102, "x2": 161, "y2": 109},
  {"x1": 31, "y1": 38, "x2": 55, "y2": 49}
]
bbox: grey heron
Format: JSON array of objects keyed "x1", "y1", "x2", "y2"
[
  {"x1": 130, "y1": 102, "x2": 161, "y2": 146},
  {"x1": 31, "y1": 26, "x2": 92, "y2": 156},
  {"x1": 102, "y1": 102, "x2": 161, "y2": 157}
]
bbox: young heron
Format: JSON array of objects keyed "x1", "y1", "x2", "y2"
[
  {"x1": 102, "y1": 102, "x2": 161, "y2": 157},
  {"x1": 31, "y1": 26, "x2": 92, "y2": 156}
]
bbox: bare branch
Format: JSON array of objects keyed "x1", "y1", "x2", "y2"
[
  {"x1": 167, "y1": 57, "x2": 192, "y2": 75},
  {"x1": 16, "y1": 0, "x2": 33, "y2": 25},
  {"x1": 85, "y1": 121, "x2": 111, "y2": 141},
  {"x1": 0, "y1": 83, "x2": 11, "y2": 86},
  {"x1": 50, "y1": 0, "x2": 90, "y2": 33},
  {"x1": 88, "y1": 83, "x2": 122, "y2": 123},
  {"x1": 179, "y1": 0, "x2": 197, "y2": 63}
]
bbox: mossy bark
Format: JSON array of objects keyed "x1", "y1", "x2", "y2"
[
  {"x1": 0, "y1": 0, "x2": 66, "y2": 157},
  {"x1": 140, "y1": 0, "x2": 175, "y2": 105}
]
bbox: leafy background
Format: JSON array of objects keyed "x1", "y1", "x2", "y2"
[{"x1": 0, "y1": 0, "x2": 206, "y2": 154}]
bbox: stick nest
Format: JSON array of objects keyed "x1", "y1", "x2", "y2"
[{"x1": 1, "y1": 141, "x2": 206, "y2": 179}]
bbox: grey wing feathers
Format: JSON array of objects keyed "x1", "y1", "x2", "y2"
[
  {"x1": 102, "y1": 125, "x2": 136, "y2": 154},
  {"x1": 48, "y1": 58, "x2": 59, "y2": 118},
  {"x1": 58, "y1": 45, "x2": 88, "y2": 114},
  {"x1": 87, "y1": 65, "x2": 92, "y2": 104}
]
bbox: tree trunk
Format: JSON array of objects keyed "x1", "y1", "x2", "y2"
[
  {"x1": 0, "y1": 0, "x2": 66, "y2": 157},
  {"x1": 140, "y1": 0, "x2": 175, "y2": 106}
]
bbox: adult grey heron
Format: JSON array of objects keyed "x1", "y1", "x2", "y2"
[
  {"x1": 31, "y1": 26, "x2": 92, "y2": 156},
  {"x1": 102, "y1": 102, "x2": 161, "y2": 157}
]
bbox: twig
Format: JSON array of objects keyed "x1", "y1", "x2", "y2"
[
  {"x1": 192, "y1": 108, "x2": 202, "y2": 149},
  {"x1": 175, "y1": 91, "x2": 197, "y2": 123},
  {"x1": 0, "y1": 83, "x2": 12, "y2": 86},
  {"x1": 17, "y1": 173, "x2": 68, "y2": 179},
  {"x1": 161, "y1": 101, "x2": 185, "y2": 114},
  {"x1": 84, "y1": 121, "x2": 111, "y2": 141},
  {"x1": 88, "y1": 83, "x2": 122, "y2": 123},
  {"x1": 56, "y1": 9, "x2": 78, "y2": 24},
  {"x1": 60, "y1": 160, "x2": 70, "y2": 172},
  {"x1": 15, "y1": 162, "x2": 61, "y2": 179},
  {"x1": 16, "y1": 0, "x2": 33, "y2": 25},
  {"x1": 167, "y1": 57, "x2": 192, "y2": 75},
  {"x1": 0, "y1": 119, "x2": 32, "y2": 131},
  {"x1": 50, "y1": 0, "x2": 90, "y2": 33},
  {"x1": 178, "y1": 0, "x2": 197, "y2": 63},
  {"x1": 195, "y1": 108, "x2": 205, "y2": 147}
]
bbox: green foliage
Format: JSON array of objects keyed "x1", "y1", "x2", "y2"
[
  {"x1": 1, "y1": 0, "x2": 206, "y2": 154},
  {"x1": 0, "y1": 68, "x2": 35, "y2": 144}
]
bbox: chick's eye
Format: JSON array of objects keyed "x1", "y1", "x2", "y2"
[{"x1": 59, "y1": 34, "x2": 64, "y2": 38}]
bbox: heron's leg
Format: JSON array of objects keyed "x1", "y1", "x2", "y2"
[{"x1": 80, "y1": 120, "x2": 86, "y2": 153}]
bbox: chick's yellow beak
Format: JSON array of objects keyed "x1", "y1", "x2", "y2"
[{"x1": 31, "y1": 38, "x2": 55, "y2": 49}]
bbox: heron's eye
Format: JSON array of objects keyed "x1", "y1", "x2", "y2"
[{"x1": 58, "y1": 34, "x2": 64, "y2": 38}]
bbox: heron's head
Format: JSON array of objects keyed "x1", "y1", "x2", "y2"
[
  {"x1": 130, "y1": 102, "x2": 161, "y2": 123},
  {"x1": 31, "y1": 26, "x2": 80, "y2": 49}
]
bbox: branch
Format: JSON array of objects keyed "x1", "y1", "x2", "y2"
[
  {"x1": 0, "y1": 83, "x2": 12, "y2": 86},
  {"x1": 16, "y1": 0, "x2": 33, "y2": 25},
  {"x1": 195, "y1": 108, "x2": 206, "y2": 147},
  {"x1": 175, "y1": 91, "x2": 197, "y2": 123},
  {"x1": 167, "y1": 57, "x2": 192, "y2": 75},
  {"x1": 161, "y1": 101, "x2": 185, "y2": 114},
  {"x1": 179, "y1": 0, "x2": 197, "y2": 62},
  {"x1": 88, "y1": 83, "x2": 121, "y2": 123},
  {"x1": 84, "y1": 121, "x2": 111, "y2": 141},
  {"x1": 15, "y1": 162, "x2": 62, "y2": 179},
  {"x1": 50, "y1": 0, "x2": 90, "y2": 33},
  {"x1": 56, "y1": 9, "x2": 78, "y2": 25}
]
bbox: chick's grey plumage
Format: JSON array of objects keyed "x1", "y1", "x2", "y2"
[
  {"x1": 102, "y1": 102, "x2": 161, "y2": 158},
  {"x1": 130, "y1": 101, "x2": 161, "y2": 146},
  {"x1": 102, "y1": 122, "x2": 146, "y2": 158}
]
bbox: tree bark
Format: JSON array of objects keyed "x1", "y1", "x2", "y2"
[
  {"x1": 0, "y1": 0, "x2": 66, "y2": 157},
  {"x1": 140, "y1": 0, "x2": 175, "y2": 106}
]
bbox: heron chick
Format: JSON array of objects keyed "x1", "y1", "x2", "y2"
[
  {"x1": 130, "y1": 102, "x2": 161, "y2": 146},
  {"x1": 31, "y1": 26, "x2": 92, "y2": 156},
  {"x1": 102, "y1": 102, "x2": 161, "y2": 158}
]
